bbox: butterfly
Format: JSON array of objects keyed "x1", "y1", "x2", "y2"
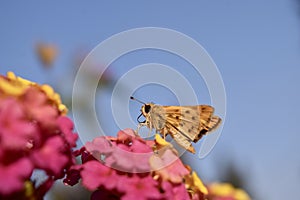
[{"x1": 131, "y1": 96, "x2": 221, "y2": 153}]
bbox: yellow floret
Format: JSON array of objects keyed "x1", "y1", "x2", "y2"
[
  {"x1": 192, "y1": 171, "x2": 208, "y2": 195},
  {"x1": 209, "y1": 182, "x2": 251, "y2": 200},
  {"x1": 1, "y1": 72, "x2": 68, "y2": 114}
]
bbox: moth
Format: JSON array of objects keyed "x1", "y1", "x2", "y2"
[{"x1": 131, "y1": 96, "x2": 221, "y2": 154}]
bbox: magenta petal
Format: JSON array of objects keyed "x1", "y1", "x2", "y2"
[
  {"x1": 97, "y1": 130, "x2": 154, "y2": 173},
  {"x1": 0, "y1": 98, "x2": 39, "y2": 149},
  {"x1": 57, "y1": 116, "x2": 78, "y2": 147},
  {"x1": 118, "y1": 175, "x2": 161, "y2": 200},
  {"x1": 0, "y1": 158, "x2": 33, "y2": 195},
  {"x1": 162, "y1": 181, "x2": 190, "y2": 200},
  {"x1": 63, "y1": 164, "x2": 83, "y2": 186},
  {"x1": 31, "y1": 136, "x2": 68, "y2": 176},
  {"x1": 85, "y1": 137, "x2": 114, "y2": 155},
  {"x1": 130, "y1": 139, "x2": 153, "y2": 153},
  {"x1": 1, "y1": 121, "x2": 38, "y2": 149},
  {"x1": 23, "y1": 88, "x2": 58, "y2": 124},
  {"x1": 108, "y1": 147, "x2": 152, "y2": 173},
  {"x1": 81, "y1": 160, "x2": 117, "y2": 191},
  {"x1": 150, "y1": 149, "x2": 189, "y2": 183}
]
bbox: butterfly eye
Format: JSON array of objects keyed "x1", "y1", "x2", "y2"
[{"x1": 144, "y1": 104, "x2": 151, "y2": 113}]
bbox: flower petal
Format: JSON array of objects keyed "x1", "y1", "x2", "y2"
[
  {"x1": 150, "y1": 149, "x2": 189, "y2": 183},
  {"x1": 81, "y1": 160, "x2": 117, "y2": 190},
  {"x1": 31, "y1": 136, "x2": 69, "y2": 176},
  {"x1": 0, "y1": 158, "x2": 33, "y2": 195}
]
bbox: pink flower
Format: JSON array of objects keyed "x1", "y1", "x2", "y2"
[
  {"x1": 80, "y1": 160, "x2": 119, "y2": 190},
  {"x1": 57, "y1": 116, "x2": 78, "y2": 148},
  {"x1": 64, "y1": 129, "x2": 210, "y2": 200},
  {"x1": 105, "y1": 146, "x2": 152, "y2": 173},
  {"x1": 63, "y1": 165, "x2": 82, "y2": 186},
  {"x1": 86, "y1": 129, "x2": 153, "y2": 173},
  {"x1": 31, "y1": 136, "x2": 69, "y2": 176},
  {"x1": 0, "y1": 98, "x2": 39, "y2": 150},
  {"x1": 85, "y1": 137, "x2": 114, "y2": 155},
  {"x1": 0, "y1": 72, "x2": 78, "y2": 198},
  {"x1": 110, "y1": 129, "x2": 153, "y2": 173},
  {"x1": 0, "y1": 158, "x2": 33, "y2": 195},
  {"x1": 22, "y1": 88, "x2": 58, "y2": 126},
  {"x1": 150, "y1": 148, "x2": 189, "y2": 183},
  {"x1": 162, "y1": 181, "x2": 190, "y2": 200},
  {"x1": 117, "y1": 175, "x2": 161, "y2": 200}
]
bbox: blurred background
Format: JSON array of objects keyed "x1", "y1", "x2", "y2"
[{"x1": 1, "y1": 1, "x2": 300, "y2": 199}]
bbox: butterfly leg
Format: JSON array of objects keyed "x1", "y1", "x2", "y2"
[
  {"x1": 135, "y1": 124, "x2": 141, "y2": 136},
  {"x1": 160, "y1": 128, "x2": 167, "y2": 139},
  {"x1": 135, "y1": 122, "x2": 147, "y2": 136}
]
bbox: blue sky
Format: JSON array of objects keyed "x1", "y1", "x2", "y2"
[{"x1": 1, "y1": 1, "x2": 300, "y2": 199}]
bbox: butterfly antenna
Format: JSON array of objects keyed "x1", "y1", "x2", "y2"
[{"x1": 130, "y1": 96, "x2": 145, "y2": 104}]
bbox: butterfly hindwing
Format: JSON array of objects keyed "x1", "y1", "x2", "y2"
[
  {"x1": 162, "y1": 121, "x2": 196, "y2": 153},
  {"x1": 162, "y1": 105, "x2": 221, "y2": 143}
]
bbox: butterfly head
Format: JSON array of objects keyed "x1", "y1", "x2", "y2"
[
  {"x1": 138, "y1": 103, "x2": 155, "y2": 123},
  {"x1": 130, "y1": 96, "x2": 153, "y2": 123},
  {"x1": 141, "y1": 103, "x2": 154, "y2": 116}
]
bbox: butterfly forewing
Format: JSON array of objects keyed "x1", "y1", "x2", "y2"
[{"x1": 194, "y1": 106, "x2": 221, "y2": 142}]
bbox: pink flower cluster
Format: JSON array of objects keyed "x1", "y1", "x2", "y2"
[
  {"x1": 0, "y1": 86, "x2": 78, "y2": 199},
  {"x1": 64, "y1": 129, "x2": 206, "y2": 200}
]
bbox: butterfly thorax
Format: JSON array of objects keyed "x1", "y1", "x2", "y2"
[{"x1": 141, "y1": 103, "x2": 166, "y2": 130}]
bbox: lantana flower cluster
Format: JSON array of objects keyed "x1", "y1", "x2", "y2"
[
  {"x1": 0, "y1": 72, "x2": 78, "y2": 199},
  {"x1": 64, "y1": 128, "x2": 251, "y2": 200},
  {"x1": 64, "y1": 128, "x2": 208, "y2": 200}
]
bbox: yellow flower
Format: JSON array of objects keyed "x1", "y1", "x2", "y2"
[
  {"x1": 155, "y1": 134, "x2": 171, "y2": 147},
  {"x1": 184, "y1": 170, "x2": 208, "y2": 199},
  {"x1": 208, "y1": 182, "x2": 251, "y2": 200},
  {"x1": 0, "y1": 72, "x2": 67, "y2": 114},
  {"x1": 36, "y1": 42, "x2": 58, "y2": 67},
  {"x1": 41, "y1": 84, "x2": 67, "y2": 114},
  {"x1": 191, "y1": 171, "x2": 208, "y2": 195},
  {"x1": 24, "y1": 181, "x2": 34, "y2": 199},
  {"x1": 153, "y1": 133, "x2": 179, "y2": 156},
  {"x1": 0, "y1": 71, "x2": 34, "y2": 96}
]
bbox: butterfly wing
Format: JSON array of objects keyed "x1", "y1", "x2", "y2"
[
  {"x1": 162, "y1": 105, "x2": 221, "y2": 152},
  {"x1": 161, "y1": 122, "x2": 196, "y2": 153}
]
